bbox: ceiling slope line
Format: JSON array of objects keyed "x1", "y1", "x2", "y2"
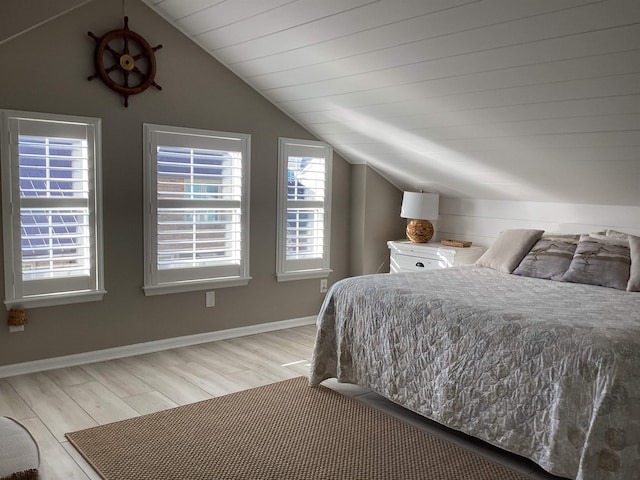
[
  {"x1": 198, "y1": 0, "x2": 381, "y2": 46},
  {"x1": 178, "y1": 0, "x2": 298, "y2": 30},
  {"x1": 0, "y1": 0, "x2": 94, "y2": 47},
  {"x1": 173, "y1": 0, "x2": 228, "y2": 23}
]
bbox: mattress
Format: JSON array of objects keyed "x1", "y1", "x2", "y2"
[{"x1": 310, "y1": 266, "x2": 640, "y2": 480}]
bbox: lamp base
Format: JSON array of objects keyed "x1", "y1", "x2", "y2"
[{"x1": 406, "y1": 219, "x2": 433, "y2": 243}]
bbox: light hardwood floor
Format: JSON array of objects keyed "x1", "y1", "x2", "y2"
[{"x1": 0, "y1": 324, "x2": 562, "y2": 480}]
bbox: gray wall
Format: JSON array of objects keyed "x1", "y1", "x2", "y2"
[
  {"x1": 350, "y1": 165, "x2": 405, "y2": 276},
  {"x1": 0, "y1": 0, "x2": 355, "y2": 366}
]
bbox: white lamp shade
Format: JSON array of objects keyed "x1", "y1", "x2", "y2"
[{"x1": 401, "y1": 192, "x2": 439, "y2": 220}]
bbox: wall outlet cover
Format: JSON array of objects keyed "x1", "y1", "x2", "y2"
[{"x1": 206, "y1": 291, "x2": 216, "y2": 307}]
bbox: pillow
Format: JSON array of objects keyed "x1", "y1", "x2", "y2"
[
  {"x1": 475, "y1": 229, "x2": 544, "y2": 273},
  {"x1": 561, "y1": 234, "x2": 631, "y2": 290},
  {"x1": 513, "y1": 234, "x2": 579, "y2": 280},
  {"x1": 627, "y1": 234, "x2": 640, "y2": 292},
  {"x1": 605, "y1": 229, "x2": 631, "y2": 240}
]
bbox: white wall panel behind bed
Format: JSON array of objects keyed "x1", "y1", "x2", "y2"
[{"x1": 435, "y1": 197, "x2": 640, "y2": 247}]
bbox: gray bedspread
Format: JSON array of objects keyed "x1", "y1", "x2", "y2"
[{"x1": 310, "y1": 266, "x2": 640, "y2": 480}]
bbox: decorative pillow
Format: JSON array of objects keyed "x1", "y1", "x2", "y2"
[
  {"x1": 513, "y1": 234, "x2": 579, "y2": 280},
  {"x1": 561, "y1": 234, "x2": 631, "y2": 290},
  {"x1": 605, "y1": 229, "x2": 631, "y2": 240},
  {"x1": 627, "y1": 234, "x2": 640, "y2": 292},
  {"x1": 475, "y1": 229, "x2": 544, "y2": 273}
]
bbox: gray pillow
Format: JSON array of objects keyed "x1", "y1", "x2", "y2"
[
  {"x1": 561, "y1": 234, "x2": 631, "y2": 290},
  {"x1": 513, "y1": 234, "x2": 579, "y2": 280},
  {"x1": 475, "y1": 229, "x2": 544, "y2": 273},
  {"x1": 627, "y1": 234, "x2": 640, "y2": 292}
]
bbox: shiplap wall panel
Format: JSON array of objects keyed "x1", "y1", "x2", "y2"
[
  {"x1": 322, "y1": 114, "x2": 640, "y2": 146},
  {"x1": 220, "y1": 0, "x2": 474, "y2": 68},
  {"x1": 261, "y1": 51, "x2": 639, "y2": 104},
  {"x1": 328, "y1": 131, "x2": 639, "y2": 152},
  {"x1": 176, "y1": 0, "x2": 298, "y2": 35},
  {"x1": 257, "y1": 8, "x2": 639, "y2": 99},
  {"x1": 231, "y1": 0, "x2": 597, "y2": 75},
  {"x1": 149, "y1": 1, "x2": 213, "y2": 20},
  {"x1": 249, "y1": 23, "x2": 640, "y2": 89},
  {"x1": 309, "y1": 96, "x2": 640, "y2": 135},
  {"x1": 217, "y1": 0, "x2": 516, "y2": 68},
  {"x1": 441, "y1": 198, "x2": 640, "y2": 224},
  {"x1": 196, "y1": 0, "x2": 379, "y2": 50},
  {"x1": 339, "y1": 142, "x2": 640, "y2": 166},
  {"x1": 251, "y1": 0, "x2": 634, "y2": 88},
  {"x1": 282, "y1": 73, "x2": 640, "y2": 119},
  {"x1": 335, "y1": 141, "x2": 640, "y2": 206},
  {"x1": 436, "y1": 198, "x2": 640, "y2": 247},
  {"x1": 150, "y1": 0, "x2": 224, "y2": 21}
]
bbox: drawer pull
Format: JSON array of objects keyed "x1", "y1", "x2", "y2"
[{"x1": 415, "y1": 262, "x2": 424, "y2": 268}]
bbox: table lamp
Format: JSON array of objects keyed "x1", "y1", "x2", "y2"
[{"x1": 401, "y1": 192, "x2": 439, "y2": 243}]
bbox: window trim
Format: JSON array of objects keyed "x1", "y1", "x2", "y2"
[
  {"x1": 276, "y1": 137, "x2": 332, "y2": 282},
  {"x1": 142, "y1": 124, "x2": 251, "y2": 295},
  {"x1": 0, "y1": 110, "x2": 105, "y2": 309}
]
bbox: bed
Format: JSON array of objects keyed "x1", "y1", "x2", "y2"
[{"x1": 310, "y1": 232, "x2": 640, "y2": 480}]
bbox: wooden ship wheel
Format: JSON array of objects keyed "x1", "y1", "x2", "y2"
[{"x1": 88, "y1": 17, "x2": 162, "y2": 107}]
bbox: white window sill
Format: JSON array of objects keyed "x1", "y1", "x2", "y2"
[
  {"x1": 143, "y1": 276, "x2": 251, "y2": 296},
  {"x1": 276, "y1": 269, "x2": 332, "y2": 282},
  {"x1": 5, "y1": 290, "x2": 107, "y2": 310}
]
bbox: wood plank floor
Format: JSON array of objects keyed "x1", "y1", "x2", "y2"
[{"x1": 0, "y1": 324, "x2": 562, "y2": 480}]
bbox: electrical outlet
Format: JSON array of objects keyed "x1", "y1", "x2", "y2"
[
  {"x1": 320, "y1": 279, "x2": 328, "y2": 293},
  {"x1": 205, "y1": 291, "x2": 216, "y2": 307}
]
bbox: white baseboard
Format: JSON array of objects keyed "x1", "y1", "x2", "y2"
[{"x1": 0, "y1": 316, "x2": 317, "y2": 379}]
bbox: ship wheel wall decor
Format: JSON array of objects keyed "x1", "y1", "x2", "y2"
[{"x1": 88, "y1": 17, "x2": 162, "y2": 107}]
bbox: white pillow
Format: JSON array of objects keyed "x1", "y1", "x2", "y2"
[
  {"x1": 605, "y1": 229, "x2": 631, "y2": 240},
  {"x1": 475, "y1": 229, "x2": 544, "y2": 273},
  {"x1": 603, "y1": 229, "x2": 640, "y2": 292}
]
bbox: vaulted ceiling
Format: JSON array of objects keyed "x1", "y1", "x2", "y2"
[
  {"x1": 5, "y1": 0, "x2": 637, "y2": 204},
  {"x1": 142, "y1": 0, "x2": 640, "y2": 205}
]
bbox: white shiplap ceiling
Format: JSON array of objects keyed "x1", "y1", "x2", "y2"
[{"x1": 143, "y1": 0, "x2": 640, "y2": 205}]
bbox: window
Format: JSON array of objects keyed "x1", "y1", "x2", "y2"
[
  {"x1": 276, "y1": 138, "x2": 332, "y2": 281},
  {"x1": 143, "y1": 124, "x2": 250, "y2": 295},
  {"x1": 0, "y1": 110, "x2": 104, "y2": 309}
]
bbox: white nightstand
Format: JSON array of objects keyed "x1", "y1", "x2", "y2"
[{"x1": 387, "y1": 240, "x2": 485, "y2": 273}]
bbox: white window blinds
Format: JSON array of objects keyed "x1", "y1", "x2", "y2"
[
  {"x1": 18, "y1": 135, "x2": 91, "y2": 281},
  {"x1": 276, "y1": 138, "x2": 332, "y2": 281},
  {"x1": 1, "y1": 111, "x2": 105, "y2": 308},
  {"x1": 143, "y1": 125, "x2": 250, "y2": 295},
  {"x1": 286, "y1": 156, "x2": 326, "y2": 261}
]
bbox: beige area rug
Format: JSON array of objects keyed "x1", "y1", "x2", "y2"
[{"x1": 67, "y1": 377, "x2": 529, "y2": 480}]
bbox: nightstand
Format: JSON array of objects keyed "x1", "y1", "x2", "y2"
[{"x1": 387, "y1": 240, "x2": 485, "y2": 273}]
